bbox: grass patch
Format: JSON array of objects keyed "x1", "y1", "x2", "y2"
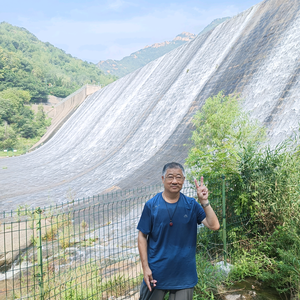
[
  {"x1": 0, "y1": 136, "x2": 41, "y2": 157},
  {"x1": 6, "y1": 260, "x2": 142, "y2": 300}
]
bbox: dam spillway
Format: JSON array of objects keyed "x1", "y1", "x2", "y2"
[{"x1": 1, "y1": 0, "x2": 300, "y2": 210}]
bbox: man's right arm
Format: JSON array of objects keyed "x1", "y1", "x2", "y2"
[{"x1": 138, "y1": 230, "x2": 157, "y2": 291}]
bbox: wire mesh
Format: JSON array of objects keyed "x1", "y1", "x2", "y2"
[{"x1": 0, "y1": 185, "x2": 163, "y2": 299}]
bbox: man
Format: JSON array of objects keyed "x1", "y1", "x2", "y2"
[{"x1": 137, "y1": 162, "x2": 220, "y2": 300}]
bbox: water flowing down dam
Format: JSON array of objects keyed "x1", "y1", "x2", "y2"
[{"x1": 1, "y1": 0, "x2": 300, "y2": 210}]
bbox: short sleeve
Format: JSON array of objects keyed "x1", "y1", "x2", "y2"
[
  {"x1": 195, "y1": 201, "x2": 206, "y2": 224},
  {"x1": 137, "y1": 202, "x2": 152, "y2": 235}
]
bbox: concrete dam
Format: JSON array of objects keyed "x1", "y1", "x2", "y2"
[{"x1": 1, "y1": 0, "x2": 300, "y2": 210}]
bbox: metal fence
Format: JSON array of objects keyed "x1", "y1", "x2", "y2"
[{"x1": 0, "y1": 178, "x2": 248, "y2": 300}]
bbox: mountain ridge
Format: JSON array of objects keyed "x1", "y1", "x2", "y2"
[
  {"x1": 97, "y1": 17, "x2": 230, "y2": 78},
  {"x1": 0, "y1": 22, "x2": 116, "y2": 101}
]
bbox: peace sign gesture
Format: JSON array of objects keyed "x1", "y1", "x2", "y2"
[
  {"x1": 194, "y1": 176, "x2": 209, "y2": 204},
  {"x1": 194, "y1": 177, "x2": 220, "y2": 230}
]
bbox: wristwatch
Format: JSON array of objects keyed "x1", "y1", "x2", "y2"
[{"x1": 201, "y1": 201, "x2": 210, "y2": 208}]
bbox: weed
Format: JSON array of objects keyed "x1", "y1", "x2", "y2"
[
  {"x1": 58, "y1": 223, "x2": 75, "y2": 249},
  {"x1": 80, "y1": 238, "x2": 98, "y2": 247},
  {"x1": 81, "y1": 220, "x2": 88, "y2": 230},
  {"x1": 30, "y1": 235, "x2": 38, "y2": 246}
]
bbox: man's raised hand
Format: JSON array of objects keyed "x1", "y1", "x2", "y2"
[{"x1": 194, "y1": 176, "x2": 209, "y2": 203}]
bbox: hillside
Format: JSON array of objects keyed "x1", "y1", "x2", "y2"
[
  {"x1": 0, "y1": 22, "x2": 117, "y2": 102},
  {"x1": 97, "y1": 17, "x2": 230, "y2": 78},
  {"x1": 0, "y1": 22, "x2": 117, "y2": 152},
  {"x1": 97, "y1": 32, "x2": 196, "y2": 78}
]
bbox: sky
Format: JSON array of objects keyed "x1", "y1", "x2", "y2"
[{"x1": 0, "y1": 0, "x2": 262, "y2": 63}]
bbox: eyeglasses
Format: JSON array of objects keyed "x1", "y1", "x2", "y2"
[{"x1": 165, "y1": 176, "x2": 184, "y2": 182}]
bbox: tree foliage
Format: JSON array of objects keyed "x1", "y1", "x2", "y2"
[
  {"x1": 0, "y1": 88, "x2": 51, "y2": 149},
  {"x1": 185, "y1": 91, "x2": 265, "y2": 178}
]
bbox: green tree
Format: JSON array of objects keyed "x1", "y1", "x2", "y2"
[
  {"x1": 0, "y1": 88, "x2": 31, "y2": 109},
  {"x1": 0, "y1": 97, "x2": 15, "y2": 123},
  {"x1": 185, "y1": 91, "x2": 265, "y2": 179},
  {"x1": 0, "y1": 123, "x2": 17, "y2": 149},
  {"x1": 19, "y1": 121, "x2": 37, "y2": 138},
  {"x1": 35, "y1": 104, "x2": 51, "y2": 137},
  {"x1": 0, "y1": 88, "x2": 51, "y2": 145}
]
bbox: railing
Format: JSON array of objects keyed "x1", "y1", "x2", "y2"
[{"x1": 0, "y1": 178, "x2": 248, "y2": 299}]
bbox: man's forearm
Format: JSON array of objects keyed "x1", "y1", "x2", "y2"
[
  {"x1": 202, "y1": 204, "x2": 220, "y2": 230},
  {"x1": 194, "y1": 177, "x2": 220, "y2": 230},
  {"x1": 138, "y1": 231, "x2": 149, "y2": 269},
  {"x1": 138, "y1": 231, "x2": 156, "y2": 291}
]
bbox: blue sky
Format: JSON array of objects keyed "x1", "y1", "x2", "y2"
[{"x1": 0, "y1": 0, "x2": 261, "y2": 63}]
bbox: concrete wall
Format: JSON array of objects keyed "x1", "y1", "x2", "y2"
[{"x1": 31, "y1": 84, "x2": 101, "y2": 150}]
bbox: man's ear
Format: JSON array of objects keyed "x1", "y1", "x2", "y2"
[{"x1": 161, "y1": 176, "x2": 164, "y2": 183}]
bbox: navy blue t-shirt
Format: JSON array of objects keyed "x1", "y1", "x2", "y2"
[{"x1": 137, "y1": 192, "x2": 206, "y2": 290}]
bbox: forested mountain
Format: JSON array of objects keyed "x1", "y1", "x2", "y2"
[
  {"x1": 0, "y1": 22, "x2": 117, "y2": 102},
  {"x1": 97, "y1": 17, "x2": 230, "y2": 78},
  {"x1": 0, "y1": 22, "x2": 116, "y2": 152},
  {"x1": 97, "y1": 32, "x2": 196, "y2": 78}
]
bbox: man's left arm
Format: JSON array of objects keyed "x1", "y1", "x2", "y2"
[{"x1": 195, "y1": 177, "x2": 220, "y2": 231}]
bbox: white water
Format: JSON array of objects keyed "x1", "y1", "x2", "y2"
[{"x1": 242, "y1": 7, "x2": 300, "y2": 142}]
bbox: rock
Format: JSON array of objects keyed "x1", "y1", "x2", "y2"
[
  {"x1": 0, "y1": 218, "x2": 52, "y2": 268},
  {"x1": 224, "y1": 295, "x2": 244, "y2": 300},
  {"x1": 249, "y1": 290, "x2": 257, "y2": 297}
]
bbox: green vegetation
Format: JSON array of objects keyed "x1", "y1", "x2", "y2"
[
  {"x1": 9, "y1": 261, "x2": 142, "y2": 300},
  {"x1": 186, "y1": 92, "x2": 300, "y2": 299},
  {"x1": 0, "y1": 22, "x2": 117, "y2": 151},
  {"x1": 0, "y1": 22, "x2": 117, "y2": 102},
  {"x1": 193, "y1": 253, "x2": 226, "y2": 299},
  {"x1": 185, "y1": 91, "x2": 265, "y2": 178},
  {"x1": 0, "y1": 88, "x2": 50, "y2": 151}
]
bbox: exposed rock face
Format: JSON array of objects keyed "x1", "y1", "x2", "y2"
[
  {"x1": 173, "y1": 32, "x2": 197, "y2": 42},
  {"x1": 0, "y1": 0, "x2": 300, "y2": 210},
  {"x1": 143, "y1": 32, "x2": 196, "y2": 49}
]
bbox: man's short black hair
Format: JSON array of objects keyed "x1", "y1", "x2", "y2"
[{"x1": 162, "y1": 162, "x2": 185, "y2": 177}]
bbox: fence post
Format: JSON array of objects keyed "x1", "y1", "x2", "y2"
[
  {"x1": 222, "y1": 175, "x2": 227, "y2": 267},
  {"x1": 37, "y1": 208, "x2": 45, "y2": 300}
]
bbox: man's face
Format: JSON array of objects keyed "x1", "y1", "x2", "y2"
[{"x1": 162, "y1": 168, "x2": 185, "y2": 194}]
